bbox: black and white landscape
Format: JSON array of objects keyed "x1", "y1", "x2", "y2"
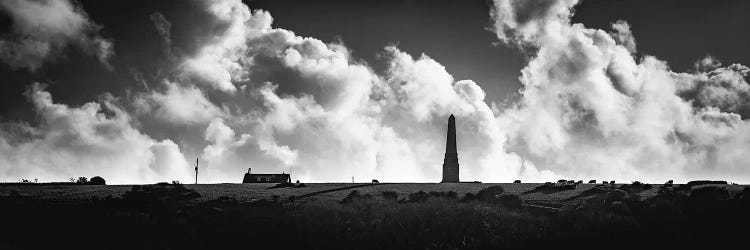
[{"x1": 1, "y1": 0, "x2": 750, "y2": 249}]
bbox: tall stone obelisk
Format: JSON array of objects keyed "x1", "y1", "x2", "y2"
[{"x1": 442, "y1": 114, "x2": 459, "y2": 183}]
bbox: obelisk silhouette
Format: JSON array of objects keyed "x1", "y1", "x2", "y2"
[{"x1": 442, "y1": 114, "x2": 459, "y2": 183}]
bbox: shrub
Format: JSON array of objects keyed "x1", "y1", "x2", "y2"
[
  {"x1": 578, "y1": 184, "x2": 613, "y2": 197},
  {"x1": 342, "y1": 190, "x2": 373, "y2": 204},
  {"x1": 428, "y1": 191, "x2": 458, "y2": 199},
  {"x1": 408, "y1": 190, "x2": 430, "y2": 202},
  {"x1": 476, "y1": 186, "x2": 505, "y2": 201},
  {"x1": 513, "y1": 180, "x2": 521, "y2": 183},
  {"x1": 588, "y1": 180, "x2": 596, "y2": 184},
  {"x1": 526, "y1": 182, "x2": 576, "y2": 194},
  {"x1": 496, "y1": 194, "x2": 523, "y2": 209},
  {"x1": 208, "y1": 195, "x2": 239, "y2": 206},
  {"x1": 123, "y1": 182, "x2": 200, "y2": 203},
  {"x1": 605, "y1": 189, "x2": 627, "y2": 205},
  {"x1": 742, "y1": 187, "x2": 750, "y2": 201},
  {"x1": 381, "y1": 191, "x2": 398, "y2": 201},
  {"x1": 89, "y1": 176, "x2": 106, "y2": 185},
  {"x1": 76, "y1": 177, "x2": 88, "y2": 184},
  {"x1": 689, "y1": 186, "x2": 729, "y2": 204},
  {"x1": 618, "y1": 181, "x2": 653, "y2": 194},
  {"x1": 461, "y1": 192, "x2": 476, "y2": 202}
]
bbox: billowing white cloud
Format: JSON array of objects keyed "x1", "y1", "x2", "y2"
[
  {"x1": 179, "y1": 0, "x2": 273, "y2": 92},
  {"x1": 135, "y1": 81, "x2": 226, "y2": 125},
  {"x1": 3, "y1": 0, "x2": 750, "y2": 184},
  {"x1": 491, "y1": 0, "x2": 750, "y2": 183},
  {"x1": 183, "y1": 0, "x2": 555, "y2": 183},
  {"x1": 0, "y1": 84, "x2": 192, "y2": 184},
  {"x1": 0, "y1": 0, "x2": 114, "y2": 71}
]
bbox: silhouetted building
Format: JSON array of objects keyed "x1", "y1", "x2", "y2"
[
  {"x1": 242, "y1": 168, "x2": 291, "y2": 183},
  {"x1": 442, "y1": 114, "x2": 459, "y2": 183}
]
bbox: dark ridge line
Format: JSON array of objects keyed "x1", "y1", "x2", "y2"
[{"x1": 295, "y1": 183, "x2": 386, "y2": 200}]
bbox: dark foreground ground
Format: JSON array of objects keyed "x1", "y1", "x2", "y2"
[{"x1": 1, "y1": 182, "x2": 749, "y2": 249}]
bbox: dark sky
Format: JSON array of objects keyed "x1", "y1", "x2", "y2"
[{"x1": 1, "y1": 0, "x2": 749, "y2": 121}]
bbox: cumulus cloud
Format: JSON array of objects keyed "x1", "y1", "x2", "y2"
[
  {"x1": 491, "y1": 0, "x2": 750, "y2": 182},
  {"x1": 4, "y1": 0, "x2": 750, "y2": 184},
  {"x1": 134, "y1": 81, "x2": 226, "y2": 125},
  {"x1": 181, "y1": 0, "x2": 556, "y2": 183},
  {"x1": 179, "y1": 0, "x2": 273, "y2": 92},
  {"x1": 0, "y1": 84, "x2": 192, "y2": 184},
  {"x1": 0, "y1": 0, "x2": 114, "y2": 71}
]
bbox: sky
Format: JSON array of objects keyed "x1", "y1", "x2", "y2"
[{"x1": 1, "y1": 0, "x2": 749, "y2": 184}]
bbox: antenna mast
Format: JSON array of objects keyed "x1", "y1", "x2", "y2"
[{"x1": 195, "y1": 158, "x2": 198, "y2": 184}]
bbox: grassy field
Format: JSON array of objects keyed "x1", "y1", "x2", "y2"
[
  {"x1": 2, "y1": 182, "x2": 749, "y2": 249},
  {"x1": 2, "y1": 182, "x2": 745, "y2": 205}
]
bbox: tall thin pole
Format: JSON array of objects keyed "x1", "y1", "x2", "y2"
[{"x1": 195, "y1": 158, "x2": 198, "y2": 184}]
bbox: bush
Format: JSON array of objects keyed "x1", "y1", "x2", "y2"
[
  {"x1": 476, "y1": 186, "x2": 505, "y2": 201},
  {"x1": 89, "y1": 176, "x2": 106, "y2": 185},
  {"x1": 689, "y1": 186, "x2": 729, "y2": 204},
  {"x1": 381, "y1": 191, "x2": 398, "y2": 201},
  {"x1": 605, "y1": 189, "x2": 627, "y2": 205},
  {"x1": 496, "y1": 194, "x2": 522, "y2": 209},
  {"x1": 526, "y1": 182, "x2": 576, "y2": 193},
  {"x1": 428, "y1": 191, "x2": 458, "y2": 199},
  {"x1": 618, "y1": 181, "x2": 652, "y2": 194},
  {"x1": 513, "y1": 180, "x2": 521, "y2": 183},
  {"x1": 461, "y1": 192, "x2": 476, "y2": 202},
  {"x1": 123, "y1": 183, "x2": 200, "y2": 203},
  {"x1": 342, "y1": 190, "x2": 373, "y2": 204},
  {"x1": 408, "y1": 190, "x2": 430, "y2": 202},
  {"x1": 76, "y1": 177, "x2": 88, "y2": 184}
]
